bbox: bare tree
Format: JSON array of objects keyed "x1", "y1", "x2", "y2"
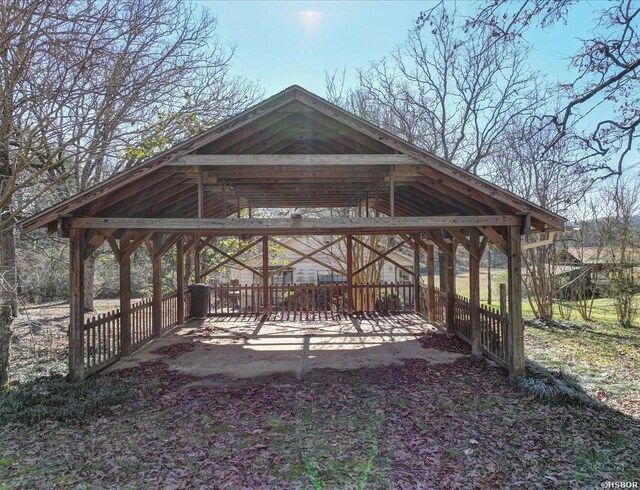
[
  {"x1": 468, "y1": 0, "x2": 640, "y2": 178},
  {"x1": 589, "y1": 177, "x2": 640, "y2": 327},
  {"x1": 5, "y1": 0, "x2": 260, "y2": 311},
  {"x1": 327, "y1": 4, "x2": 543, "y2": 174},
  {"x1": 485, "y1": 119, "x2": 591, "y2": 318},
  {"x1": 0, "y1": 0, "x2": 259, "y2": 381}
]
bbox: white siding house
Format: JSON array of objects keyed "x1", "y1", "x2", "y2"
[{"x1": 230, "y1": 236, "x2": 414, "y2": 286}]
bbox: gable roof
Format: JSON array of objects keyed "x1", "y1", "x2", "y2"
[{"x1": 21, "y1": 85, "x2": 565, "y2": 234}]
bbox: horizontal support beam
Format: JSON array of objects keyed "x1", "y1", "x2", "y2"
[
  {"x1": 173, "y1": 154, "x2": 418, "y2": 166},
  {"x1": 69, "y1": 215, "x2": 522, "y2": 235}
]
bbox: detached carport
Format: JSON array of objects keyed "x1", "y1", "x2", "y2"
[{"x1": 20, "y1": 85, "x2": 565, "y2": 381}]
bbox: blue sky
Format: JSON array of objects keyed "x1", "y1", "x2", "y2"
[
  {"x1": 199, "y1": 0, "x2": 592, "y2": 98},
  {"x1": 197, "y1": 1, "x2": 639, "y2": 172}
]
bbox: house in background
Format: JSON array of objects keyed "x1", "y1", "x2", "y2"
[
  {"x1": 221, "y1": 236, "x2": 416, "y2": 313},
  {"x1": 230, "y1": 236, "x2": 415, "y2": 285},
  {"x1": 553, "y1": 247, "x2": 640, "y2": 297}
]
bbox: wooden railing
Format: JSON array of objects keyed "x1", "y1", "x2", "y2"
[
  {"x1": 479, "y1": 304, "x2": 508, "y2": 367},
  {"x1": 353, "y1": 282, "x2": 414, "y2": 313},
  {"x1": 84, "y1": 308, "x2": 121, "y2": 375},
  {"x1": 271, "y1": 283, "x2": 349, "y2": 316},
  {"x1": 433, "y1": 288, "x2": 447, "y2": 325},
  {"x1": 208, "y1": 282, "x2": 415, "y2": 316},
  {"x1": 453, "y1": 294, "x2": 472, "y2": 341},
  {"x1": 83, "y1": 291, "x2": 185, "y2": 374},
  {"x1": 161, "y1": 291, "x2": 179, "y2": 333},
  {"x1": 444, "y1": 293, "x2": 509, "y2": 367},
  {"x1": 209, "y1": 284, "x2": 260, "y2": 315},
  {"x1": 184, "y1": 288, "x2": 191, "y2": 319},
  {"x1": 130, "y1": 296, "x2": 153, "y2": 351}
]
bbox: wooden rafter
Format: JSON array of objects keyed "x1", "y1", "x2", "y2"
[
  {"x1": 207, "y1": 243, "x2": 262, "y2": 277},
  {"x1": 268, "y1": 236, "x2": 344, "y2": 276},
  {"x1": 477, "y1": 226, "x2": 508, "y2": 255},
  {"x1": 69, "y1": 216, "x2": 522, "y2": 234},
  {"x1": 199, "y1": 238, "x2": 262, "y2": 278},
  {"x1": 119, "y1": 231, "x2": 153, "y2": 263},
  {"x1": 351, "y1": 236, "x2": 414, "y2": 277}
]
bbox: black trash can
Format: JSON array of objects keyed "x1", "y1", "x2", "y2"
[{"x1": 189, "y1": 283, "x2": 210, "y2": 318}]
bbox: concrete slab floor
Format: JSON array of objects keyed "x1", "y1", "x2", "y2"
[{"x1": 104, "y1": 313, "x2": 467, "y2": 385}]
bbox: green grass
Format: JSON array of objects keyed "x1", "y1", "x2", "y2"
[
  {"x1": 433, "y1": 269, "x2": 639, "y2": 326},
  {"x1": 0, "y1": 375, "x2": 137, "y2": 425}
]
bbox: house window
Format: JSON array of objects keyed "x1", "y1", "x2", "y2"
[
  {"x1": 317, "y1": 271, "x2": 347, "y2": 284},
  {"x1": 270, "y1": 269, "x2": 293, "y2": 285},
  {"x1": 397, "y1": 266, "x2": 413, "y2": 283}
]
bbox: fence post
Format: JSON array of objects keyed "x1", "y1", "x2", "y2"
[
  {"x1": 176, "y1": 237, "x2": 185, "y2": 324},
  {"x1": 507, "y1": 225, "x2": 525, "y2": 378},
  {"x1": 445, "y1": 242, "x2": 457, "y2": 334},
  {"x1": 69, "y1": 227, "x2": 85, "y2": 380},
  {"x1": 346, "y1": 235, "x2": 353, "y2": 315},
  {"x1": 413, "y1": 239, "x2": 421, "y2": 314},
  {"x1": 426, "y1": 244, "x2": 435, "y2": 322},
  {"x1": 262, "y1": 236, "x2": 269, "y2": 315},
  {"x1": 469, "y1": 229, "x2": 482, "y2": 356},
  {"x1": 499, "y1": 283, "x2": 507, "y2": 317},
  {"x1": 119, "y1": 232, "x2": 132, "y2": 358},
  {"x1": 152, "y1": 235, "x2": 162, "y2": 338}
]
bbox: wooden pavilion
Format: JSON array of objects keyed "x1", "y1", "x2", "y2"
[{"x1": 20, "y1": 86, "x2": 565, "y2": 380}]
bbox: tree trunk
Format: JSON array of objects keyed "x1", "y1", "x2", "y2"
[
  {"x1": 487, "y1": 247, "x2": 492, "y2": 305},
  {"x1": 0, "y1": 304, "x2": 11, "y2": 386},
  {"x1": 0, "y1": 144, "x2": 18, "y2": 317},
  {"x1": 84, "y1": 252, "x2": 96, "y2": 311},
  {"x1": 0, "y1": 224, "x2": 18, "y2": 317}
]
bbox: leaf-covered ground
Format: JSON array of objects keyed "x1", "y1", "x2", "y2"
[
  {"x1": 526, "y1": 320, "x2": 640, "y2": 418},
  {"x1": 2, "y1": 334, "x2": 639, "y2": 489}
]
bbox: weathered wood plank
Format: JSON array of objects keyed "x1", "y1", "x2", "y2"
[
  {"x1": 119, "y1": 232, "x2": 132, "y2": 358},
  {"x1": 469, "y1": 228, "x2": 482, "y2": 356},
  {"x1": 507, "y1": 225, "x2": 525, "y2": 378},
  {"x1": 152, "y1": 236, "x2": 162, "y2": 338},
  {"x1": 69, "y1": 228, "x2": 85, "y2": 380},
  {"x1": 69, "y1": 215, "x2": 522, "y2": 234},
  {"x1": 173, "y1": 154, "x2": 418, "y2": 166},
  {"x1": 346, "y1": 235, "x2": 353, "y2": 315},
  {"x1": 176, "y1": 237, "x2": 185, "y2": 324},
  {"x1": 426, "y1": 244, "x2": 435, "y2": 322},
  {"x1": 262, "y1": 236, "x2": 269, "y2": 315}
]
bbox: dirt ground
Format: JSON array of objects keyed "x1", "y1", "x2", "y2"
[{"x1": 106, "y1": 313, "x2": 466, "y2": 385}]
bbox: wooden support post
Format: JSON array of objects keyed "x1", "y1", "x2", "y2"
[
  {"x1": 445, "y1": 243, "x2": 456, "y2": 334},
  {"x1": 390, "y1": 167, "x2": 395, "y2": 217},
  {"x1": 176, "y1": 236, "x2": 185, "y2": 324},
  {"x1": 426, "y1": 244, "x2": 435, "y2": 322},
  {"x1": 469, "y1": 228, "x2": 482, "y2": 356},
  {"x1": 152, "y1": 235, "x2": 162, "y2": 338},
  {"x1": 262, "y1": 236, "x2": 269, "y2": 315},
  {"x1": 365, "y1": 191, "x2": 369, "y2": 217},
  {"x1": 413, "y1": 240, "x2": 421, "y2": 313},
  {"x1": 69, "y1": 228, "x2": 85, "y2": 380},
  {"x1": 346, "y1": 235, "x2": 353, "y2": 314},
  {"x1": 222, "y1": 183, "x2": 227, "y2": 217},
  {"x1": 507, "y1": 225, "x2": 524, "y2": 378},
  {"x1": 499, "y1": 283, "x2": 507, "y2": 317},
  {"x1": 119, "y1": 232, "x2": 132, "y2": 358},
  {"x1": 194, "y1": 239, "x2": 201, "y2": 283},
  {"x1": 197, "y1": 168, "x2": 204, "y2": 218}
]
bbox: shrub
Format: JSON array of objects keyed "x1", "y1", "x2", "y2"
[
  {"x1": 375, "y1": 291, "x2": 403, "y2": 312},
  {"x1": 516, "y1": 360, "x2": 599, "y2": 407},
  {"x1": 0, "y1": 375, "x2": 137, "y2": 425}
]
